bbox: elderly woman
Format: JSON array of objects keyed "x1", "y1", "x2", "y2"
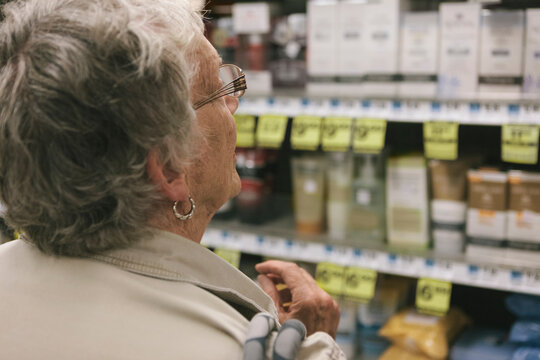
[{"x1": 0, "y1": 0, "x2": 343, "y2": 359}]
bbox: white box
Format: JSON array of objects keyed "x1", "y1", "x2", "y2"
[
  {"x1": 466, "y1": 242, "x2": 507, "y2": 263},
  {"x1": 337, "y1": 1, "x2": 365, "y2": 77},
  {"x1": 466, "y1": 210, "x2": 507, "y2": 240},
  {"x1": 438, "y1": 3, "x2": 481, "y2": 99},
  {"x1": 307, "y1": 1, "x2": 339, "y2": 77},
  {"x1": 336, "y1": 0, "x2": 366, "y2": 97},
  {"x1": 307, "y1": 1, "x2": 339, "y2": 95},
  {"x1": 523, "y1": 9, "x2": 540, "y2": 95},
  {"x1": 479, "y1": 11, "x2": 525, "y2": 98},
  {"x1": 243, "y1": 70, "x2": 272, "y2": 96},
  {"x1": 232, "y1": 3, "x2": 271, "y2": 34},
  {"x1": 386, "y1": 155, "x2": 429, "y2": 248},
  {"x1": 506, "y1": 248, "x2": 540, "y2": 268},
  {"x1": 399, "y1": 12, "x2": 439, "y2": 98},
  {"x1": 362, "y1": 0, "x2": 409, "y2": 97}
]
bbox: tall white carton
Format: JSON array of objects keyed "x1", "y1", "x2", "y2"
[
  {"x1": 398, "y1": 12, "x2": 439, "y2": 98},
  {"x1": 438, "y1": 3, "x2": 481, "y2": 99},
  {"x1": 337, "y1": 0, "x2": 366, "y2": 97},
  {"x1": 307, "y1": 0, "x2": 339, "y2": 95},
  {"x1": 363, "y1": 0, "x2": 409, "y2": 97},
  {"x1": 479, "y1": 11, "x2": 525, "y2": 98},
  {"x1": 523, "y1": 9, "x2": 540, "y2": 95}
]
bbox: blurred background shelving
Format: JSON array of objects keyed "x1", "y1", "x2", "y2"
[{"x1": 199, "y1": 0, "x2": 540, "y2": 358}]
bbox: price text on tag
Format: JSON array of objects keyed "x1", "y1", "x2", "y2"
[
  {"x1": 353, "y1": 118, "x2": 387, "y2": 154},
  {"x1": 321, "y1": 117, "x2": 353, "y2": 152},
  {"x1": 214, "y1": 248, "x2": 242, "y2": 269},
  {"x1": 315, "y1": 262, "x2": 345, "y2": 296},
  {"x1": 256, "y1": 114, "x2": 288, "y2": 148},
  {"x1": 423, "y1": 121, "x2": 459, "y2": 160},
  {"x1": 291, "y1": 115, "x2": 322, "y2": 150},
  {"x1": 343, "y1": 267, "x2": 377, "y2": 301},
  {"x1": 416, "y1": 278, "x2": 452, "y2": 316},
  {"x1": 234, "y1": 114, "x2": 256, "y2": 148},
  {"x1": 501, "y1": 124, "x2": 540, "y2": 165}
]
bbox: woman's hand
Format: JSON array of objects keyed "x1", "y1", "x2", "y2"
[{"x1": 255, "y1": 260, "x2": 340, "y2": 339}]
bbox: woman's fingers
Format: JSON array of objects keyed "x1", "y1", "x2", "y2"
[
  {"x1": 255, "y1": 260, "x2": 310, "y2": 288},
  {"x1": 257, "y1": 274, "x2": 281, "y2": 306},
  {"x1": 256, "y1": 260, "x2": 341, "y2": 339}
]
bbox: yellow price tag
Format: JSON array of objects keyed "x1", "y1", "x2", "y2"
[
  {"x1": 315, "y1": 262, "x2": 345, "y2": 296},
  {"x1": 416, "y1": 278, "x2": 452, "y2": 316},
  {"x1": 353, "y1": 118, "x2": 387, "y2": 154},
  {"x1": 343, "y1": 267, "x2": 377, "y2": 301},
  {"x1": 423, "y1": 121, "x2": 459, "y2": 160},
  {"x1": 235, "y1": 114, "x2": 255, "y2": 148},
  {"x1": 291, "y1": 115, "x2": 322, "y2": 150},
  {"x1": 321, "y1": 117, "x2": 353, "y2": 152},
  {"x1": 214, "y1": 248, "x2": 241, "y2": 269},
  {"x1": 502, "y1": 124, "x2": 540, "y2": 164},
  {"x1": 256, "y1": 114, "x2": 288, "y2": 148}
]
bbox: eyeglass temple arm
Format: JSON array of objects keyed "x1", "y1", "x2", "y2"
[{"x1": 193, "y1": 75, "x2": 247, "y2": 110}]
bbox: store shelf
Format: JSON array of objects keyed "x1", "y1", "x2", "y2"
[
  {"x1": 203, "y1": 217, "x2": 540, "y2": 296},
  {"x1": 237, "y1": 96, "x2": 540, "y2": 126}
]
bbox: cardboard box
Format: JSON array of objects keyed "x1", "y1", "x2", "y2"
[
  {"x1": 438, "y1": 3, "x2": 481, "y2": 99},
  {"x1": 466, "y1": 169, "x2": 508, "y2": 240},
  {"x1": 523, "y1": 9, "x2": 540, "y2": 95},
  {"x1": 307, "y1": 0, "x2": 339, "y2": 95},
  {"x1": 336, "y1": 0, "x2": 365, "y2": 97},
  {"x1": 506, "y1": 171, "x2": 540, "y2": 243},
  {"x1": 479, "y1": 11, "x2": 525, "y2": 98},
  {"x1": 362, "y1": 0, "x2": 409, "y2": 97},
  {"x1": 398, "y1": 12, "x2": 439, "y2": 98}
]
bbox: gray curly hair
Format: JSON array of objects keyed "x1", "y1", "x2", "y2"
[{"x1": 0, "y1": 0, "x2": 204, "y2": 256}]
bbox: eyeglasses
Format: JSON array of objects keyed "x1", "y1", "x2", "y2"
[{"x1": 193, "y1": 64, "x2": 247, "y2": 110}]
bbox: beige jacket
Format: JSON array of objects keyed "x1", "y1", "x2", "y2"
[{"x1": 0, "y1": 228, "x2": 345, "y2": 359}]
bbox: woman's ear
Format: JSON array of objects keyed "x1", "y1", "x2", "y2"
[{"x1": 147, "y1": 149, "x2": 189, "y2": 202}]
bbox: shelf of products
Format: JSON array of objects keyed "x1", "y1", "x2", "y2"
[
  {"x1": 203, "y1": 218, "x2": 540, "y2": 296},
  {"x1": 237, "y1": 96, "x2": 540, "y2": 126}
]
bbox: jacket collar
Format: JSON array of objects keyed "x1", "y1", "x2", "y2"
[{"x1": 91, "y1": 228, "x2": 278, "y2": 320}]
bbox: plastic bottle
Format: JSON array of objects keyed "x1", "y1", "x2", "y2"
[
  {"x1": 348, "y1": 153, "x2": 386, "y2": 243},
  {"x1": 326, "y1": 152, "x2": 352, "y2": 241}
]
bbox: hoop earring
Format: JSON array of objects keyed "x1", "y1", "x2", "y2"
[{"x1": 173, "y1": 196, "x2": 195, "y2": 221}]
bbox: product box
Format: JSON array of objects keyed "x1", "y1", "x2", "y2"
[
  {"x1": 232, "y1": 2, "x2": 271, "y2": 35},
  {"x1": 506, "y1": 171, "x2": 540, "y2": 265},
  {"x1": 336, "y1": 0, "x2": 365, "y2": 97},
  {"x1": 362, "y1": 0, "x2": 410, "y2": 97},
  {"x1": 306, "y1": 0, "x2": 339, "y2": 95},
  {"x1": 386, "y1": 155, "x2": 429, "y2": 248},
  {"x1": 438, "y1": 3, "x2": 481, "y2": 99},
  {"x1": 506, "y1": 171, "x2": 540, "y2": 244},
  {"x1": 466, "y1": 169, "x2": 508, "y2": 240},
  {"x1": 398, "y1": 12, "x2": 439, "y2": 99},
  {"x1": 465, "y1": 169, "x2": 509, "y2": 262},
  {"x1": 429, "y1": 159, "x2": 470, "y2": 255},
  {"x1": 478, "y1": 11, "x2": 525, "y2": 98},
  {"x1": 523, "y1": 9, "x2": 540, "y2": 95}
]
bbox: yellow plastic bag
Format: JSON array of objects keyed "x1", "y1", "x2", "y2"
[
  {"x1": 379, "y1": 346, "x2": 432, "y2": 360},
  {"x1": 378, "y1": 308, "x2": 469, "y2": 359}
]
